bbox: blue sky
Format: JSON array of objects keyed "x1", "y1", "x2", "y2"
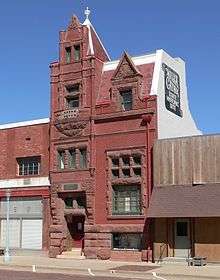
[{"x1": 0, "y1": 0, "x2": 219, "y2": 134}]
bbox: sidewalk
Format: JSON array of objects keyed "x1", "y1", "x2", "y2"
[{"x1": 0, "y1": 256, "x2": 220, "y2": 279}]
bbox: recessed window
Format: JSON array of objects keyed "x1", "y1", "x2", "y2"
[
  {"x1": 65, "y1": 47, "x2": 71, "y2": 63},
  {"x1": 58, "y1": 148, "x2": 87, "y2": 170},
  {"x1": 58, "y1": 151, "x2": 65, "y2": 170},
  {"x1": 68, "y1": 149, "x2": 76, "y2": 169},
  {"x1": 120, "y1": 90, "x2": 132, "y2": 111},
  {"x1": 79, "y1": 148, "x2": 87, "y2": 169},
  {"x1": 112, "y1": 233, "x2": 142, "y2": 250},
  {"x1": 66, "y1": 84, "x2": 80, "y2": 109},
  {"x1": 64, "y1": 197, "x2": 73, "y2": 208},
  {"x1": 112, "y1": 158, "x2": 119, "y2": 167},
  {"x1": 74, "y1": 45, "x2": 80, "y2": 61},
  {"x1": 112, "y1": 185, "x2": 141, "y2": 215},
  {"x1": 66, "y1": 95, "x2": 79, "y2": 109},
  {"x1": 17, "y1": 157, "x2": 40, "y2": 176}
]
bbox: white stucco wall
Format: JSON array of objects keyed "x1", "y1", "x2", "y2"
[{"x1": 150, "y1": 49, "x2": 201, "y2": 139}]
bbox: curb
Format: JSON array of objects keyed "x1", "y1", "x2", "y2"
[{"x1": 0, "y1": 263, "x2": 219, "y2": 279}]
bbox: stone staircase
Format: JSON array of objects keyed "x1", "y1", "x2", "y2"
[{"x1": 56, "y1": 248, "x2": 85, "y2": 260}]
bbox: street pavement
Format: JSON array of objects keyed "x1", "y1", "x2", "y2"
[
  {"x1": 0, "y1": 256, "x2": 220, "y2": 280},
  {"x1": 0, "y1": 268, "x2": 218, "y2": 280}
]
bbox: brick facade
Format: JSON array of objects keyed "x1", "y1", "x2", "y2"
[
  {"x1": 0, "y1": 121, "x2": 50, "y2": 250},
  {"x1": 48, "y1": 15, "x2": 157, "y2": 261}
]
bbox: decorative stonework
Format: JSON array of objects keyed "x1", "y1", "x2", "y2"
[
  {"x1": 68, "y1": 15, "x2": 81, "y2": 30},
  {"x1": 111, "y1": 52, "x2": 142, "y2": 81},
  {"x1": 55, "y1": 120, "x2": 87, "y2": 137},
  {"x1": 106, "y1": 148, "x2": 147, "y2": 217}
]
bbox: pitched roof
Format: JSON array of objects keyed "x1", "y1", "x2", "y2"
[{"x1": 148, "y1": 184, "x2": 220, "y2": 218}]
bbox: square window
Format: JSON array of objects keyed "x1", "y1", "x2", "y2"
[
  {"x1": 122, "y1": 169, "x2": 130, "y2": 177},
  {"x1": 133, "y1": 167, "x2": 141, "y2": 177},
  {"x1": 111, "y1": 158, "x2": 119, "y2": 167},
  {"x1": 133, "y1": 155, "x2": 141, "y2": 166},
  {"x1": 122, "y1": 156, "x2": 130, "y2": 166},
  {"x1": 112, "y1": 169, "x2": 119, "y2": 178},
  {"x1": 66, "y1": 95, "x2": 79, "y2": 109},
  {"x1": 112, "y1": 185, "x2": 141, "y2": 215},
  {"x1": 120, "y1": 90, "x2": 132, "y2": 111}
]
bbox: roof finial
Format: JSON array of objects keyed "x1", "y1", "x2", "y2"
[{"x1": 85, "y1": 7, "x2": 91, "y2": 20}]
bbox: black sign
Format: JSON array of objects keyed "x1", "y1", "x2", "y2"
[{"x1": 162, "y1": 63, "x2": 182, "y2": 117}]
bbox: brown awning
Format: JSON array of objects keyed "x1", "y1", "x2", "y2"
[{"x1": 147, "y1": 184, "x2": 220, "y2": 218}]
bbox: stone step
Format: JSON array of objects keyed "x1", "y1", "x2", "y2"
[{"x1": 56, "y1": 248, "x2": 85, "y2": 260}]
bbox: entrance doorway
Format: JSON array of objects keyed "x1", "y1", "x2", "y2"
[
  {"x1": 67, "y1": 216, "x2": 84, "y2": 249},
  {"x1": 174, "y1": 219, "x2": 191, "y2": 257}
]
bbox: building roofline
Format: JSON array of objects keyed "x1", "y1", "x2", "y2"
[
  {"x1": 103, "y1": 52, "x2": 156, "y2": 72},
  {"x1": 0, "y1": 118, "x2": 50, "y2": 130}
]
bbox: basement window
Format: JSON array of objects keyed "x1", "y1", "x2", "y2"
[{"x1": 112, "y1": 233, "x2": 142, "y2": 250}]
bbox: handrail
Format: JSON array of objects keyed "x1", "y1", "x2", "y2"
[{"x1": 157, "y1": 243, "x2": 167, "y2": 264}]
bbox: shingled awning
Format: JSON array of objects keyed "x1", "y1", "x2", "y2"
[{"x1": 147, "y1": 184, "x2": 220, "y2": 218}]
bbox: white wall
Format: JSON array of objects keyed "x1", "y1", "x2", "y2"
[{"x1": 150, "y1": 49, "x2": 201, "y2": 139}]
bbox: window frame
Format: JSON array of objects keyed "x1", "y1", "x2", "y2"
[
  {"x1": 112, "y1": 233, "x2": 142, "y2": 251},
  {"x1": 17, "y1": 157, "x2": 41, "y2": 176},
  {"x1": 73, "y1": 45, "x2": 81, "y2": 62},
  {"x1": 65, "y1": 46, "x2": 71, "y2": 64},
  {"x1": 120, "y1": 89, "x2": 133, "y2": 111},
  {"x1": 112, "y1": 185, "x2": 141, "y2": 215}
]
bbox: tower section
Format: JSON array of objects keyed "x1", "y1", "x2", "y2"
[{"x1": 49, "y1": 11, "x2": 109, "y2": 257}]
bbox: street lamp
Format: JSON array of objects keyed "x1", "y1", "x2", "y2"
[{"x1": 4, "y1": 190, "x2": 10, "y2": 262}]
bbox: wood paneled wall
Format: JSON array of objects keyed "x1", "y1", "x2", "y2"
[{"x1": 153, "y1": 135, "x2": 220, "y2": 187}]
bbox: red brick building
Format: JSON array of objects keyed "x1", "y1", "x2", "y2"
[
  {"x1": 0, "y1": 10, "x2": 200, "y2": 261},
  {"x1": 48, "y1": 11, "x2": 200, "y2": 261},
  {"x1": 0, "y1": 119, "x2": 50, "y2": 251}
]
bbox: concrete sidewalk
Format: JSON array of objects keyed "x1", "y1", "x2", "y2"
[{"x1": 0, "y1": 256, "x2": 220, "y2": 279}]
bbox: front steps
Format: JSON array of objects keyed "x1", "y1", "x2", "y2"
[{"x1": 57, "y1": 248, "x2": 85, "y2": 260}]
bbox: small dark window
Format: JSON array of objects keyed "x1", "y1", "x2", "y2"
[
  {"x1": 79, "y1": 148, "x2": 87, "y2": 169},
  {"x1": 122, "y1": 156, "x2": 130, "y2": 166},
  {"x1": 122, "y1": 169, "x2": 130, "y2": 177},
  {"x1": 74, "y1": 45, "x2": 80, "y2": 61},
  {"x1": 112, "y1": 233, "x2": 142, "y2": 250},
  {"x1": 66, "y1": 84, "x2": 80, "y2": 108},
  {"x1": 133, "y1": 168, "x2": 141, "y2": 177},
  {"x1": 133, "y1": 155, "x2": 141, "y2": 166},
  {"x1": 68, "y1": 149, "x2": 76, "y2": 169},
  {"x1": 66, "y1": 96, "x2": 79, "y2": 108},
  {"x1": 120, "y1": 90, "x2": 132, "y2": 111},
  {"x1": 17, "y1": 157, "x2": 40, "y2": 176},
  {"x1": 65, "y1": 47, "x2": 71, "y2": 63},
  {"x1": 112, "y1": 169, "x2": 119, "y2": 178},
  {"x1": 58, "y1": 151, "x2": 65, "y2": 170},
  {"x1": 176, "y1": 222, "x2": 188, "y2": 236},
  {"x1": 112, "y1": 158, "x2": 119, "y2": 167},
  {"x1": 66, "y1": 84, "x2": 79, "y2": 94},
  {"x1": 64, "y1": 197, "x2": 73, "y2": 208}
]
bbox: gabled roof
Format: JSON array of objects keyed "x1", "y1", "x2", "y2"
[{"x1": 111, "y1": 52, "x2": 142, "y2": 80}]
